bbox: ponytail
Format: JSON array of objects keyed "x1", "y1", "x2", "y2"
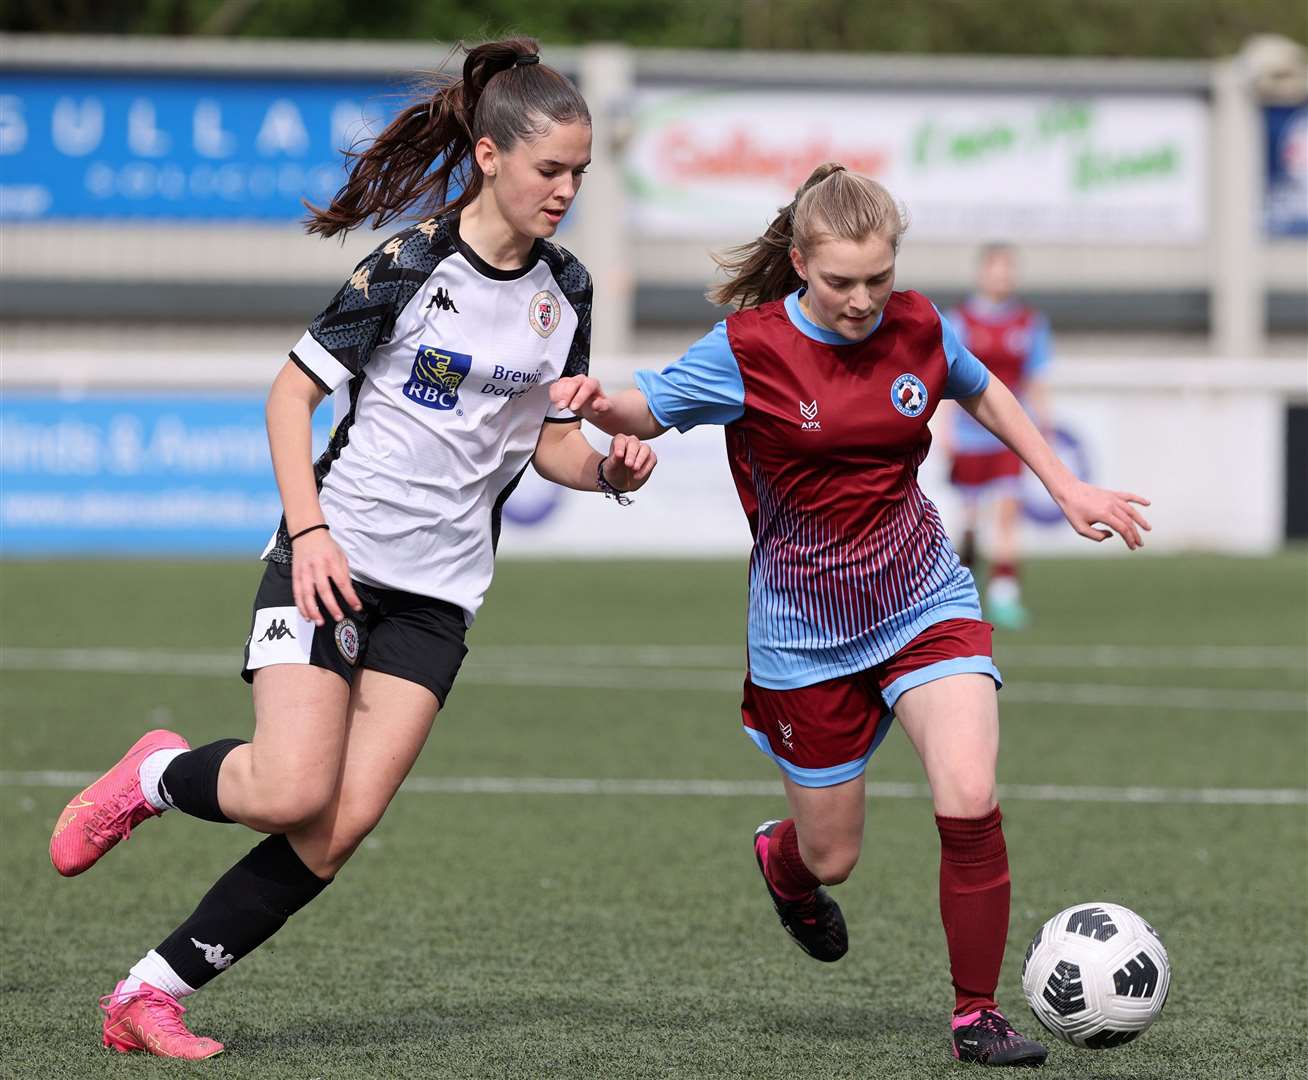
[
  {"x1": 709, "y1": 162, "x2": 907, "y2": 310},
  {"x1": 306, "y1": 37, "x2": 589, "y2": 238}
]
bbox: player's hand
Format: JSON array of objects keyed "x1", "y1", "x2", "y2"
[
  {"x1": 1055, "y1": 481, "x2": 1152, "y2": 550},
  {"x1": 290, "y1": 528, "x2": 362, "y2": 626},
  {"x1": 550, "y1": 375, "x2": 612, "y2": 422},
  {"x1": 602, "y1": 434, "x2": 657, "y2": 493}
]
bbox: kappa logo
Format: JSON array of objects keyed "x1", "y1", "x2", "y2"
[
  {"x1": 258, "y1": 618, "x2": 295, "y2": 642},
  {"x1": 799, "y1": 400, "x2": 821, "y2": 430},
  {"x1": 191, "y1": 937, "x2": 234, "y2": 971},
  {"x1": 426, "y1": 287, "x2": 459, "y2": 315},
  {"x1": 348, "y1": 266, "x2": 371, "y2": 299},
  {"x1": 404, "y1": 344, "x2": 473, "y2": 411},
  {"x1": 891, "y1": 373, "x2": 928, "y2": 417}
]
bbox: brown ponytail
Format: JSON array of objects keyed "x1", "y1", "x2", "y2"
[
  {"x1": 709, "y1": 162, "x2": 907, "y2": 310},
  {"x1": 305, "y1": 37, "x2": 590, "y2": 238}
]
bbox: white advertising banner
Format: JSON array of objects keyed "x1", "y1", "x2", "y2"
[
  {"x1": 625, "y1": 89, "x2": 1209, "y2": 242},
  {"x1": 497, "y1": 361, "x2": 1297, "y2": 559}
]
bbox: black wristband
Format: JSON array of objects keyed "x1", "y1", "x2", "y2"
[
  {"x1": 289, "y1": 523, "x2": 330, "y2": 542},
  {"x1": 596, "y1": 458, "x2": 633, "y2": 506}
]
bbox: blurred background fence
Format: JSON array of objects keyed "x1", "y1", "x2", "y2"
[{"x1": 1, "y1": 29, "x2": 1305, "y2": 557}]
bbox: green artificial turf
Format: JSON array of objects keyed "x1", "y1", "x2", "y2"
[{"x1": 1, "y1": 554, "x2": 1304, "y2": 1078}]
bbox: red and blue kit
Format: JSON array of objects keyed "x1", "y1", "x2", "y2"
[
  {"x1": 948, "y1": 296, "x2": 1051, "y2": 496},
  {"x1": 636, "y1": 290, "x2": 1002, "y2": 786}
]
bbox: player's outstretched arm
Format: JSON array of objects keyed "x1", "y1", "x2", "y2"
[
  {"x1": 550, "y1": 376, "x2": 667, "y2": 440},
  {"x1": 960, "y1": 376, "x2": 1152, "y2": 549},
  {"x1": 532, "y1": 421, "x2": 657, "y2": 496},
  {"x1": 266, "y1": 361, "x2": 363, "y2": 625}
]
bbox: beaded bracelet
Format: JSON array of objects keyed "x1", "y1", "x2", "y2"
[{"x1": 596, "y1": 458, "x2": 633, "y2": 506}]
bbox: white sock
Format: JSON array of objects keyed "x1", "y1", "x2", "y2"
[
  {"x1": 125, "y1": 949, "x2": 195, "y2": 999},
  {"x1": 986, "y1": 575, "x2": 1021, "y2": 606},
  {"x1": 138, "y1": 748, "x2": 187, "y2": 812}
]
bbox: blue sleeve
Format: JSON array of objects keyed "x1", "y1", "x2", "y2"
[
  {"x1": 633, "y1": 321, "x2": 746, "y2": 432},
  {"x1": 936, "y1": 306, "x2": 991, "y2": 400},
  {"x1": 1024, "y1": 314, "x2": 1053, "y2": 379}
]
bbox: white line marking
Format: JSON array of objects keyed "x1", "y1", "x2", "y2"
[
  {"x1": 2, "y1": 646, "x2": 1304, "y2": 713},
  {"x1": 0, "y1": 770, "x2": 1302, "y2": 806}
]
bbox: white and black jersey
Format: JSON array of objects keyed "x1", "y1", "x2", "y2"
[{"x1": 265, "y1": 212, "x2": 591, "y2": 622}]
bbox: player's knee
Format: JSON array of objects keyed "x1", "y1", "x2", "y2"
[
  {"x1": 938, "y1": 777, "x2": 997, "y2": 820},
  {"x1": 804, "y1": 840, "x2": 861, "y2": 885},
  {"x1": 251, "y1": 781, "x2": 335, "y2": 833},
  {"x1": 309, "y1": 809, "x2": 384, "y2": 877}
]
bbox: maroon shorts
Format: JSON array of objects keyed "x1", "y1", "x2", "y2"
[
  {"x1": 741, "y1": 618, "x2": 1000, "y2": 787},
  {"x1": 950, "y1": 449, "x2": 1022, "y2": 493}
]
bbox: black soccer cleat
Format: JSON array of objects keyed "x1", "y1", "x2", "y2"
[
  {"x1": 753, "y1": 819, "x2": 848, "y2": 962},
  {"x1": 952, "y1": 1009, "x2": 1048, "y2": 1068}
]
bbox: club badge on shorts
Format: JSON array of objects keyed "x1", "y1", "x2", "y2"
[
  {"x1": 529, "y1": 290, "x2": 561, "y2": 338},
  {"x1": 891, "y1": 373, "x2": 928, "y2": 417},
  {"x1": 334, "y1": 618, "x2": 360, "y2": 665}
]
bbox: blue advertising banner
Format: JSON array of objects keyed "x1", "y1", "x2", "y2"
[
  {"x1": 0, "y1": 394, "x2": 333, "y2": 554},
  {"x1": 0, "y1": 71, "x2": 404, "y2": 220},
  {"x1": 1265, "y1": 103, "x2": 1308, "y2": 237}
]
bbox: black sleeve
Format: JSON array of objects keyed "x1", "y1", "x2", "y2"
[{"x1": 289, "y1": 220, "x2": 446, "y2": 391}]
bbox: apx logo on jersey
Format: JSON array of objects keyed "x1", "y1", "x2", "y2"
[
  {"x1": 404, "y1": 345, "x2": 473, "y2": 411},
  {"x1": 891, "y1": 373, "x2": 928, "y2": 417}
]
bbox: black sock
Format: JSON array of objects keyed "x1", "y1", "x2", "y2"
[
  {"x1": 155, "y1": 834, "x2": 330, "y2": 991},
  {"x1": 160, "y1": 739, "x2": 245, "y2": 822}
]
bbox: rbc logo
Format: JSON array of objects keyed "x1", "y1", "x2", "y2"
[{"x1": 404, "y1": 344, "x2": 472, "y2": 411}]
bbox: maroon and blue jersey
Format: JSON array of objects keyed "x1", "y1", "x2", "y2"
[
  {"x1": 949, "y1": 296, "x2": 1051, "y2": 455},
  {"x1": 636, "y1": 289, "x2": 996, "y2": 690}
]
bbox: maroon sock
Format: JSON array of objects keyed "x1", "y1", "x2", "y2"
[
  {"x1": 936, "y1": 806, "x2": 1010, "y2": 1016},
  {"x1": 763, "y1": 818, "x2": 821, "y2": 899},
  {"x1": 990, "y1": 561, "x2": 1018, "y2": 583}
]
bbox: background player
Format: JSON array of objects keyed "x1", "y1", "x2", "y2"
[
  {"x1": 47, "y1": 37, "x2": 655, "y2": 1060},
  {"x1": 550, "y1": 164, "x2": 1150, "y2": 1067},
  {"x1": 940, "y1": 243, "x2": 1053, "y2": 630}
]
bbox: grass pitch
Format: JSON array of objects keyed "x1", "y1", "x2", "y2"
[{"x1": 2, "y1": 553, "x2": 1305, "y2": 1079}]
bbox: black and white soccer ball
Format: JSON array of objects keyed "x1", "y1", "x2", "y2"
[{"x1": 1021, "y1": 901, "x2": 1171, "y2": 1049}]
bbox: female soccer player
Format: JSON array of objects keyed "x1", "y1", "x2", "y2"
[
  {"x1": 941, "y1": 243, "x2": 1055, "y2": 630},
  {"x1": 551, "y1": 163, "x2": 1150, "y2": 1068},
  {"x1": 48, "y1": 38, "x2": 655, "y2": 1060}
]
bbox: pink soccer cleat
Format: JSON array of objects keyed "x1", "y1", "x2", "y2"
[
  {"x1": 49, "y1": 728, "x2": 188, "y2": 877},
  {"x1": 100, "y1": 981, "x2": 223, "y2": 1060}
]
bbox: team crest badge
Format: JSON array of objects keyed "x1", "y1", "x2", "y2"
[
  {"x1": 334, "y1": 618, "x2": 360, "y2": 665},
  {"x1": 529, "y1": 291, "x2": 561, "y2": 338},
  {"x1": 891, "y1": 373, "x2": 928, "y2": 417}
]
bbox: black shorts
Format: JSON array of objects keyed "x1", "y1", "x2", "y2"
[{"x1": 241, "y1": 559, "x2": 468, "y2": 706}]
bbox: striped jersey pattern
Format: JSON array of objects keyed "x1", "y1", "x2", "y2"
[{"x1": 723, "y1": 291, "x2": 985, "y2": 689}]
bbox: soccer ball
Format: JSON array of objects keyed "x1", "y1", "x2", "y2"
[{"x1": 1021, "y1": 901, "x2": 1171, "y2": 1049}]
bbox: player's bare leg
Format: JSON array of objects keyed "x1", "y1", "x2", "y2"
[
  {"x1": 752, "y1": 774, "x2": 863, "y2": 962},
  {"x1": 985, "y1": 495, "x2": 1028, "y2": 631},
  {"x1": 781, "y1": 773, "x2": 866, "y2": 884},
  {"x1": 895, "y1": 674, "x2": 1045, "y2": 1066},
  {"x1": 217, "y1": 664, "x2": 353, "y2": 833},
  {"x1": 289, "y1": 668, "x2": 439, "y2": 879}
]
